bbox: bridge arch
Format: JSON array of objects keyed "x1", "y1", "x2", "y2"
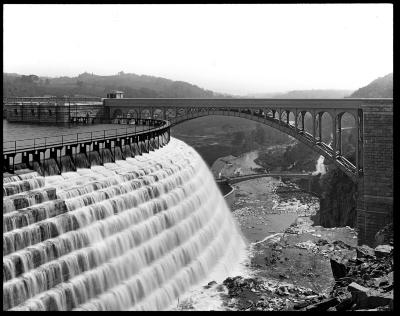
[
  {"x1": 280, "y1": 110, "x2": 288, "y2": 124},
  {"x1": 127, "y1": 109, "x2": 138, "y2": 118},
  {"x1": 166, "y1": 108, "x2": 176, "y2": 120},
  {"x1": 303, "y1": 111, "x2": 314, "y2": 135},
  {"x1": 316, "y1": 111, "x2": 334, "y2": 147},
  {"x1": 336, "y1": 111, "x2": 357, "y2": 167},
  {"x1": 288, "y1": 111, "x2": 296, "y2": 127},
  {"x1": 141, "y1": 109, "x2": 151, "y2": 119},
  {"x1": 153, "y1": 108, "x2": 164, "y2": 119},
  {"x1": 168, "y1": 110, "x2": 358, "y2": 181},
  {"x1": 265, "y1": 109, "x2": 274, "y2": 118}
]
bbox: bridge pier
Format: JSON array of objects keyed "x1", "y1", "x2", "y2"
[
  {"x1": 79, "y1": 143, "x2": 87, "y2": 154},
  {"x1": 105, "y1": 140, "x2": 112, "y2": 150},
  {"x1": 3, "y1": 155, "x2": 11, "y2": 172},
  {"x1": 356, "y1": 103, "x2": 393, "y2": 246},
  {"x1": 93, "y1": 142, "x2": 99, "y2": 152},
  {"x1": 65, "y1": 145, "x2": 73, "y2": 158},
  {"x1": 336, "y1": 114, "x2": 342, "y2": 157},
  {"x1": 49, "y1": 147, "x2": 61, "y2": 174},
  {"x1": 22, "y1": 152, "x2": 30, "y2": 168}
]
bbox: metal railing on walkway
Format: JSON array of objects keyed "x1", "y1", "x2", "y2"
[{"x1": 3, "y1": 119, "x2": 168, "y2": 155}]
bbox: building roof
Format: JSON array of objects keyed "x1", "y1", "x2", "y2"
[{"x1": 109, "y1": 90, "x2": 124, "y2": 94}]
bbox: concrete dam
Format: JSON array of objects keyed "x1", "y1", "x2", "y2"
[{"x1": 3, "y1": 138, "x2": 246, "y2": 311}]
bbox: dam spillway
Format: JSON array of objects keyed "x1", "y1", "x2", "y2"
[{"x1": 3, "y1": 137, "x2": 247, "y2": 311}]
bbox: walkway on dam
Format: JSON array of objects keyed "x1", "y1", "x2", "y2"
[{"x1": 3, "y1": 122, "x2": 161, "y2": 155}]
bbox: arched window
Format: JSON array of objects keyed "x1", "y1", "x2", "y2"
[
  {"x1": 49, "y1": 109, "x2": 52, "y2": 116},
  {"x1": 31, "y1": 109, "x2": 35, "y2": 116},
  {"x1": 14, "y1": 109, "x2": 18, "y2": 115}
]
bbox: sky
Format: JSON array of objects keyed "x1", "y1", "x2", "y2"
[{"x1": 3, "y1": 4, "x2": 393, "y2": 95}]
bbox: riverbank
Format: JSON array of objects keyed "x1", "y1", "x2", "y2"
[
  {"x1": 174, "y1": 176, "x2": 392, "y2": 311},
  {"x1": 174, "y1": 177, "x2": 322, "y2": 310}
]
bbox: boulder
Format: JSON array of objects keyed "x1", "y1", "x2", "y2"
[
  {"x1": 374, "y1": 245, "x2": 393, "y2": 258},
  {"x1": 293, "y1": 300, "x2": 312, "y2": 310},
  {"x1": 348, "y1": 282, "x2": 393, "y2": 309},
  {"x1": 316, "y1": 238, "x2": 329, "y2": 246},
  {"x1": 330, "y1": 257, "x2": 349, "y2": 280},
  {"x1": 356, "y1": 245, "x2": 375, "y2": 259},
  {"x1": 305, "y1": 298, "x2": 339, "y2": 311},
  {"x1": 332, "y1": 240, "x2": 353, "y2": 250},
  {"x1": 348, "y1": 282, "x2": 369, "y2": 293},
  {"x1": 335, "y1": 291, "x2": 353, "y2": 311},
  {"x1": 204, "y1": 280, "x2": 217, "y2": 289},
  {"x1": 276, "y1": 286, "x2": 290, "y2": 296}
]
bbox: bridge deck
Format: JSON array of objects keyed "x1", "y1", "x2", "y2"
[{"x1": 105, "y1": 97, "x2": 393, "y2": 109}]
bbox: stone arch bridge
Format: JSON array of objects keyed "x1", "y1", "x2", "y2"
[{"x1": 104, "y1": 98, "x2": 393, "y2": 246}]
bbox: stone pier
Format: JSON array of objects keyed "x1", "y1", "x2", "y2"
[{"x1": 357, "y1": 103, "x2": 393, "y2": 246}]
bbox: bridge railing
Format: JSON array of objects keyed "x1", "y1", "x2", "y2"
[{"x1": 3, "y1": 118, "x2": 170, "y2": 155}]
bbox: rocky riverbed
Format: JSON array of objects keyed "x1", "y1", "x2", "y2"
[{"x1": 174, "y1": 177, "x2": 393, "y2": 311}]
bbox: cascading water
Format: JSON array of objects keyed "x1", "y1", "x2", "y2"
[
  {"x1": 312, "y1": 139, "x2": 332, "y2": 176},
  {"x1": 74, "y1": 153, "x2": 91, "y2": 169},
  {"x1": 113, "y1": 147, "x2": 124, "y2": 161},
  {"x1": 88, "y1": 151, "x2": 102, "y2": 166},
  {"x1": 43, "y1": 159, "x2": 61, "y2": 176},
  {"x1": 122, "y1": 144, "x2": 134, "y2": 158},
  {"x1": 3, "y1": 138, "x2": 246, "y2": 311},
  {"x1": 312, "y1": 155, "x2": 326, "y2": 175},
  {"x1": 100, "y1": 148, "x2": 114, "y2": 163},
  {"x1": 60, "y1": 156, "x2": 76, "y2": 173}
]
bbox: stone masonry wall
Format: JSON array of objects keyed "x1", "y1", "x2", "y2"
[
  {"x1": 6, "y1": 103, "x2": 105, "y2": 124},
  {"x1": 357, "y1": 104, "x2": 393, "y2": 246}
]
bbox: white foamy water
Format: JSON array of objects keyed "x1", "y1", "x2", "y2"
[
  {"x1": 312, "y1": 155, "x2": 326, "y2": 176},
  {"x1": 3, "y1": 138, "x2": 247, "y2": 311}
]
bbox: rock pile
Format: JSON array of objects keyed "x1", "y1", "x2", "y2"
[
  {"x1": 305, "y1": 243, "x2": 394, "y2": 311},
  {"x1": 229, "y1": 229, "x2": 393, "y2": 311},
  {"x1": 222, "y1": 276, "x2": 328, "y2": 311}
]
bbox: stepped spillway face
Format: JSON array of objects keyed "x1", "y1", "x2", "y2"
[{"x1": 3, "y1": 138, "x2": 246, "y2": 311}]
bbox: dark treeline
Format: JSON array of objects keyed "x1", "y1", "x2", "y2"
[
  {"x1": 349, "y1": 73, "x2": 393, "y2": 98},
  {"x1": 3, "y1": 72, "x2": 231, "y2": 98}
]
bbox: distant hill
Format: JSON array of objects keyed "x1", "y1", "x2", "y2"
[
  {"x1": 349, "y1": 73, "x2": 393, "y2": 98},
  {"x1": 3, "y1": 72, "x2": 230, "y2": 98},
  {"x1": 246, "y1": 89, "x2": 353, "y2": 99}
]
